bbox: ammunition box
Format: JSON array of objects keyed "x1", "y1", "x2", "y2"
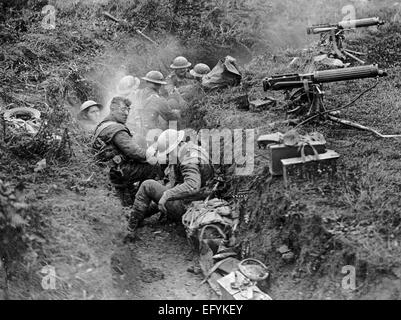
[{"x1": 270, "y1": 143, "x2": 327, "y2": 176}]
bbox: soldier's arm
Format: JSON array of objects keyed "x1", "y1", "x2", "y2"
[
  {"x1": 167, "y1": 91, "x2": 187, "y2": 111},
  {"x1": 164, "y1": 74, "x2": 176, "y2": 95},
  {"x1": 159, "y1": 86, "x2": 169, "y2": 98},
  {"x1": 161, "y1": 163, "x2": 201, "y2": 202},
  {"x1": 113, "y1": 130, "x2": 147, "y2": 162},
  {"x1": 155, "y1": 97, "x2": 180, "y2": 122}
]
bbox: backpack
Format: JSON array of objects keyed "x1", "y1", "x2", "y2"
[{"x1": 92, "y1": 121, "x2": 126, "y2": 163}]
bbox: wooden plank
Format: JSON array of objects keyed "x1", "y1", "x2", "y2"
[
  {"x1": 216, "y1": 257, "x2": 241, "y2": 275},
  {"x1": 281, "y1": 150, "x2": 340, "y2": 166},
  {"x1": 208, "y1": 272, "x2": 222, "y2": 297},
  {"x1": 217, "y1": 271, "x2": 273, "y2": 300},
  {"x1": 232, "y1": 287, "x2": 273, "y2": 300},
  {"x1": 217, "y1": 271, "x2": 246, "y2": 299}
]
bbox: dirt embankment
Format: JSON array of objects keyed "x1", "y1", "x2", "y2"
[
  {"x1": 1, "y1": 1, "x2": 218, "y2": 300},
  {"x1": 217, "y1": 20, "x2": 401, "y2": 299},
  {"x1": 2, "y1": 1, "x2": 401, "y2": 300}
]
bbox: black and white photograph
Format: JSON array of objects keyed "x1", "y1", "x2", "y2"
[{"x1": 0, "y1": 0, "x2": 401, "y2": 305}]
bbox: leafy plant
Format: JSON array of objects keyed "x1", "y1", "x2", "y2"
[{"x1": 0, "y1": 180, "x2": 38, "y2": 270}]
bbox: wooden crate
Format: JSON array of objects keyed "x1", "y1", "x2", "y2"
[
  {"x1": 249, "y1": 98, "x2": 276, "y2": 112},
  {"x1": 216, "y1": 272, "x2": 272, "y2": 300},
  {"x1": 281, "y1": 149, "x2": 340, "y2": 186},
  {"x1": 270, "y1": 143, "x2": 327, "y2": 176}
]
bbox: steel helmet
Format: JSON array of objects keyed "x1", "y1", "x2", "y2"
[
  {"x1": 117, "y1": 75, "x2": 140, "y2": 96},
  {"x1": 78, "y1": 100, "x2": 103, "y2": 119},
  {"x1": 79, "y1": 100, "x2": 102, "y2": 113},
  {"x1": 190, "y1": 63, "x2": 211, "y2": 78},
  {"x1": 141, "y1": 71, "x2": 167, "y2": 85},
  {"x1": 146, "y1": 128, "x2": 163, "y2": 144},
  {"x1": 156, "y1": 129, "x2": 185, "y2": 162},
  {"x1": 170, "y1": 56, "x2": 191, "y2": 69}
]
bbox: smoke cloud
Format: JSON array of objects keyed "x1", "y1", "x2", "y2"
[{"x1": 85, "y1": 34, "x2": 184, "y2": 117}]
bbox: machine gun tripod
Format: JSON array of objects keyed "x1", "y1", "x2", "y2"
[
  {"x1": 307, "y1": 17, "x2": 385, "y2": 65},
  {"x1": 284, "y1": 81, "x2": 326, "y2": 118},
  {"x1": 262, "y1": 65, "x2": 401, "y2": 138}
]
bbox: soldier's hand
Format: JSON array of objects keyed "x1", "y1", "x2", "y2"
[
  {"x1": 146, "y1": 145, "x2": 158, "y2": 165},
  {"x1": 158, "y1": 194, "x2": 168, "y2": 214},
  {"x1": 172, "y1": 109, "x2": 181, "y2": 118},
  {"x1": 147, "y1": 156, "x2": 158, "y2": 166},
  {"x1": 168, "y1": 86, "x2": 179, "y2": 97}
]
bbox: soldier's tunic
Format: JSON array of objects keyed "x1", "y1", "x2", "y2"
[
  {"x1": 161, "y1": 71, "x2": 195, "y2": 97},
  {"x1": 92, "y1": 117, "x2": 160, "y2": 206},
  {"x1": 166, "y1": 72, "x2": 194, "y2": 88},
  {"x1": 126, "y1": 87, "x2": 179, "y2": 138},
  {"x1": 130, "y1": 141, "x2": 214, "y2": 224}
]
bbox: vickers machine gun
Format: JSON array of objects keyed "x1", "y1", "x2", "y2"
[
  {"x1": 261, "y1": 65, "x2": 401, "y2": 138},
  {"x1": 307, "y1": 17, "x2": 385, "y2": 64}
]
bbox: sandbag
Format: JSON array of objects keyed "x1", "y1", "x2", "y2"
[
  {"x1": 313, "y1": 54, "x2": 350, "y2": 70},
  {"x1": 202, "y1": 56, "x2": 242, "y2": 90}
]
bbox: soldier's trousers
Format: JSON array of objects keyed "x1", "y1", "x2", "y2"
[
  {"x1": 110, "y1": 162, "x2": 162, "y2": 207},
  {"x1": 130, "y1": 179, "x2": 187, "y2": 225}
]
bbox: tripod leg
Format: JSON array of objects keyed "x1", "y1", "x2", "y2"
[
  {"x1": 328, "y1": 115, "x2": 401, "y2": 138},
  {"x1": 343, "y1": 50, "x2": 365, "y2": 64},
  {"x1": 343, "y1": 49, "x2": 367, "y2": 56},
  {"x1": 331, "y1": 29, "x2": 346, "y2": 60},
  {"x1": 307, "y1": 87, "x2": 325, "y2": 117}
]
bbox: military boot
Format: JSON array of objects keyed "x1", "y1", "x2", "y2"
[{"x1": 123, "y1": 214, "x2": 141, "y2": 244}]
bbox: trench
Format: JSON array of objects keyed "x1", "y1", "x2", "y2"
[
  {"x1": 109, "y1": 223, "x2": 216, "y2": 300},
  {"x1": 4, "y1": 3, "x2": 401, "y2": 299}
]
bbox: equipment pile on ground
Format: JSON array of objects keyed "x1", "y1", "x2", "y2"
[
  {"x1": 182, "y1": 198, "x2": 272, "y2": 300},
  {"x1": 258, "y1": 130, "x2": 340, "y2": 186},
  {"x1": 202, "y1": 56, "x2": 242, "y2": 90}
]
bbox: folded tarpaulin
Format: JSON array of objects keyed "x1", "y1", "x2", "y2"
[
  {"x1": 202, "y1": 56, "x2": 242, "y2": 90},
  {"x1": 182, "y1": 199, "x2": 234, "y2": 238}
]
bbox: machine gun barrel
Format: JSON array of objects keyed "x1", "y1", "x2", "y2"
[
  {"x1": 307, "y1": 17, "x2": 384, "y2": 34},
  {"x1": 314, "y1": 64, "x2": 387, "y2": 82},
  {"x1": 338, "y1": 17, "x2": 384, "y2": 29},
  {"x1": 263, "y1": 65, "x2": 387, "y2": 91}
]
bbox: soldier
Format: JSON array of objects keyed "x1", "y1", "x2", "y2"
[
  {"x1": 92, "y1": 96, "x2": 159, "y2": 207},
  {"x1": 163, "y1": 56, "x2": 195, "y2": 95},
  {"x1": 116, "y1": 75, "x2": 140, "y2": 102},
  {"x1": 190, "y1": 63, "x2": 211, "y2": 83},
  {"x1": 126, "y1": 70, "x2": 181, "y2": 143},
  {"x1": 126, "y1": 128, "x2": 214, "y2": 240},
  {"x1": 77, "y1": 100, "x2": 104, "y2": 131},
  {"x1": 183, "y1": 63, "x2": 211, "y2": 102}
]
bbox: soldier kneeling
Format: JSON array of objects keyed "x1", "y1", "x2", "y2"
[{"x1": 127, "y1": 129, "x2": 214, "y2": 241}]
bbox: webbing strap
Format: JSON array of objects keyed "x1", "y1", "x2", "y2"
[{"x1": 92, "y1": 121, "x2": 118, "y2": 145}]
